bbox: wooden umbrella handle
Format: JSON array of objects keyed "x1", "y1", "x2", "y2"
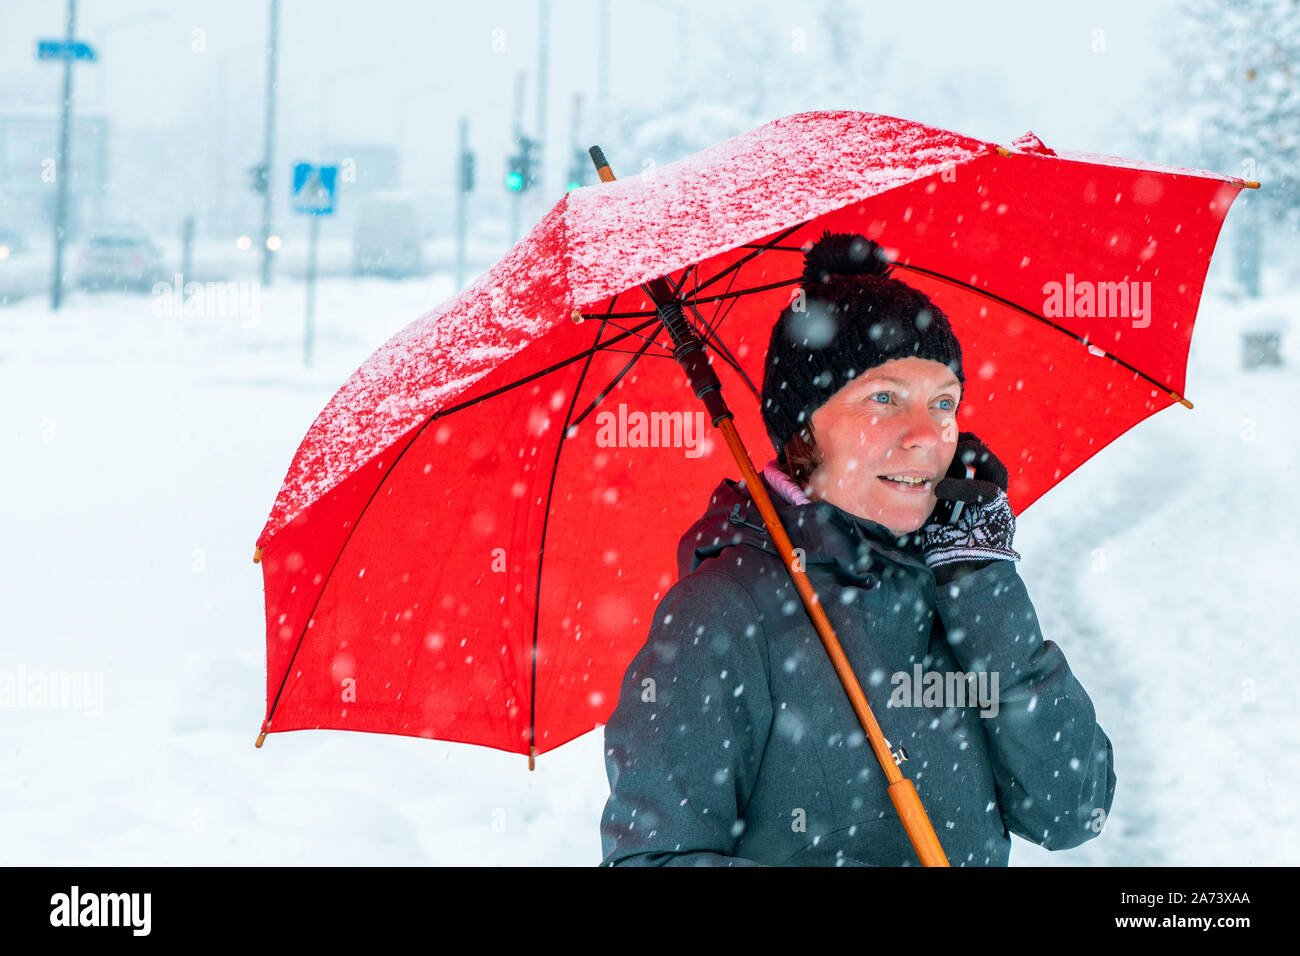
[
  {"x1": 585, "y1": 144, "x2": 950, "y2": 864},
  {"x1": 589, "y1": 145, "x2": 949, "y2": 863},
  {"x1": 716, "y1": 418, "x2": 950, "y2": 867}
]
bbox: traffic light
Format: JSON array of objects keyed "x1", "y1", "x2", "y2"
[
  {"x1": 506, "y1": 135, "x2": 538, "y2": 193},
  {"x1": 460, "y1": 149, "x2": 476, "y2": 193},
  {"x1": 247, "y1": 162, "x2": 269, "y2": 195}
]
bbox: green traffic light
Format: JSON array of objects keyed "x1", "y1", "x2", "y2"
[
  {"x1": 566, "y1": 181, "x2": 581, "y2": 192},
  {"x1": 506, "y1": 172, "x2": 524, "y2": 191}
]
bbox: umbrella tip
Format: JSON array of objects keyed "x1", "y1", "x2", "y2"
[
  {"x1": 255, "y1": 731, "x2": 266, "y2": 748},
  {"x1": 588, "y1": 146, "x2": 616, "y2": 182},
  {"x1": 995, "y1": 146, "x2": 1012, "y2": 157},
  {"x1": 528, "y1": 746, "x2": 536, "y2": 771},
  {"x1": 253, "y1": 546, "x2": 263, "y2": 564},
  {"x1": 1243, "y1": 180, "x2": 1261, "y2": 189}
]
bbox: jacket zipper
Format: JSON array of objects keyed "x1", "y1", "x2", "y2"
[{"x1": 728, "y1": 502, "x2": 768, "y2": 535}]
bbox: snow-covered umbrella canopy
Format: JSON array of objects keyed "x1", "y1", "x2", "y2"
[{"x1": 253, "y1": 109, "x2": 1251, "y2": 761}]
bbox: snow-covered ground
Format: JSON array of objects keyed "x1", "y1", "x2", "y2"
[
  {"x1": 0, "y1": 235, "x2": 509, "y2": 305},
  {"x1": 1, "y1": 268, "x2": 1296, "y2": 866}
]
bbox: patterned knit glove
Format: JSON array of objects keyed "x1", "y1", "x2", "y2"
[{"x1": 921, "y1": 432, "x2": 1021, "y2": 569}]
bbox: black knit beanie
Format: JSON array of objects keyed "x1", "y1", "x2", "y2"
[{"x1": 759, "y1": 231, "x2": 965, "y2": 464}]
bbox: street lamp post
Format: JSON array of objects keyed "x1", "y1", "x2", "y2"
[
  {"x1": 49, "y1": 0, "x2": 78, "y2": 311},
  {"x1": 258, "y1": 0, "x2": 279, "y2": 288}
]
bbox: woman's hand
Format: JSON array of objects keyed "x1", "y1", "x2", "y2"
[{"x1": 921, "y1": 432, "x2": 1020, "y2": 571}]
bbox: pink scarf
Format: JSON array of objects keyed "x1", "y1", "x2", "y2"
[{"x1": 761, "y1": 459, "x2": 811, "y2": 507}]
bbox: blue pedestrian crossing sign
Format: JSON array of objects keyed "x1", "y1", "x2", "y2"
[{"x1": 291, "y1": 163, "x2": 338, "y2": 215}]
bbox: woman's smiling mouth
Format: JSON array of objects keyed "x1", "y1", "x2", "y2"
[{"x1": 879, "y1": 474, "x2": 934, "y2": 493}]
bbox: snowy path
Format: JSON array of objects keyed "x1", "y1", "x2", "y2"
[{"x1": 1011, "y1": 302, "x2": 1300, "y2": 866}]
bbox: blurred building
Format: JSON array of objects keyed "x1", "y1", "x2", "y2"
[{"x1": 0, "y1": 108, "x2": 108, "y2": 242}]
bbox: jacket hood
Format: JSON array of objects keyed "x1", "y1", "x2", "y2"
[{"x1": 676, "y1": 473, "x2": 933, "y2": 586}]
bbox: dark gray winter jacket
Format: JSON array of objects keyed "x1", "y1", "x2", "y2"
[{"x1": 598, "y1": 472, "x2": 1116, "y2": 866}]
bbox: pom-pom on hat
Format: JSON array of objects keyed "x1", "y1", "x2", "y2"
[{"x1": 759, "y1": 231, "x2": 965, "y2": 463}]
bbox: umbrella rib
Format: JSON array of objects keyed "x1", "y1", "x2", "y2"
[
  {"x1": 260, "y1": 314, "x2": 664, "y2": 736},
  {"x1": 690, "y1": 223, "x2": 806, "y2": 297},
  {"x1": 889, "y1": 261, "x2": 1194, "y2": 405},
  {"x1": 646, "y1": 260, "x2": 776, "y2": 402},
  {"x1": 598, "y1": 347, "x2": 676, "y2": 357},
  {"x1": 575, "y1": 309, "x2": 659, "y2": 320},
  {"x1": 528, "y1": 315, "x2": 616, "y2": 762},
  {"x1": 646, "y1": 275, "x2": 761, "y2": 402},
  {"x1": 686, "y1": 276, "x2": 802, "y2": 307},
  {"x1": 570, "y1": 267, "x2": 695, "y2": 327},
  {"x1": 259, "y1": 409, "x2": 440, "y2": 736},
  {"x1": 683, "y1": 255, "x2": 762, "y2": 397},
  {"x1": 668, "y1": 263, "x2": 695, "y2": 298},
  {"x1": 631, "y1": 279, "x2": 754, "y2": 393},
  {"x1": 569, "y1": 323, "x2": 667, "y2": 429},
  {"x1": 423, "y1": 317, "x2": 663, "y2": 421},
  {"x1": 596, "y1": 322, "x2": 674, "y2": 354},
  {"x1": 683, "y1": 298, "x2": 760, "y2": 399},
  {"x1": 700, "y1": 245, "x2": 748, "y2": 343}
]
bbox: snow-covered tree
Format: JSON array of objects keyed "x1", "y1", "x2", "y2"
[
  {"x1": 1132, "y1": 0, "x2": 1300, "y2": 294},
  {"x1": 611, "y1": 0, "x2": 904, "y2": 170}
]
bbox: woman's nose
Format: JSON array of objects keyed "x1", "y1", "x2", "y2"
[{"x1": 899, "y1": 404, "x2": 943, "y2": 448}]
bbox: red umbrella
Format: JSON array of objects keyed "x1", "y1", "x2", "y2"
[{"x1": 253, "y1": 109, "x2": 1252, "y2": 770}]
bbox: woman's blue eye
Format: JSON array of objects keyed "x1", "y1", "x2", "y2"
[{"x1": 869, "y1": 392, "x2": 957, "y2": 410}]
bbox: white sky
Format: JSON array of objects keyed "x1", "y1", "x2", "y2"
[
  {"x1": 0, "y1": 0, "x2": 1194, "y2": 239},
  {"x1": 2, "y1": 0, "x2": 1179, "y2": 152}
]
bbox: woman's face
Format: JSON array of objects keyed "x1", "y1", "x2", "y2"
[{"x1": 806, "y1": 356, "x2": 962, "y2": 536}]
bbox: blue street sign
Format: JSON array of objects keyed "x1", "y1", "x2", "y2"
[
  {"x1": 37, "y1": 39, "x2": 97, "y2": 62},
  {"x1": 291, "y1": 163, "x2": 338, "y2": 216}
]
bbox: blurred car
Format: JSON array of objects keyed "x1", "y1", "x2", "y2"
[
  {"x1": 0, "y1": 227, "x2": 25, "y2": 260},
  {"x1": 77, "y1": 228, "x2": 167, "y2": 292},
  {"x1": 352, "y1": 194, "x2": 424, "y2": 279}
]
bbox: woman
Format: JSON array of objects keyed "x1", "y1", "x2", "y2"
[{"x1": 598, "y1": 232, "x2": 1116, "y2": 866}]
